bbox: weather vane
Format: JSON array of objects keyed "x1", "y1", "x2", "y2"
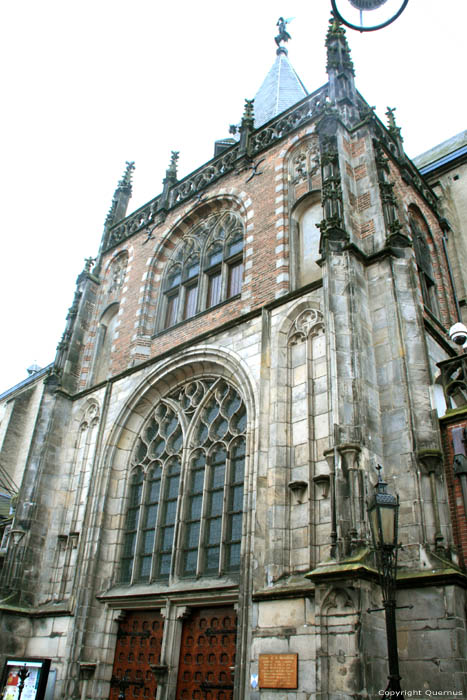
[{"x1": 275, "y1": 17, "x2": 294, "y2": 54}]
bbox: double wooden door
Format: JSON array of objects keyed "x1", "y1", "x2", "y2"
[{"x1": 110, "y1": 606, "x2": 237, "y2": 699}]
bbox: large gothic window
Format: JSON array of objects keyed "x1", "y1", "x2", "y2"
[
  {"x1": 159, "y1": 212, "x2": 244, "y2": 331},
  {"x1": 409, "y1": 209, "x2": 440, "y2": 318},
  {"x1": 119, "y1": 378, "x2": 247, "y2": 585}
]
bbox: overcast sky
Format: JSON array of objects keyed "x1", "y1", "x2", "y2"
[{"x1": 0, "y1": 0, "x2": 465, "y2": 394}]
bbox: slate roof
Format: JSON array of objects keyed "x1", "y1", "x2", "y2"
[
  {"x1": 253, "y1": 50, "x2": 308, "y2": 129},
  {"x1": 414, "y1": 129, "x2": 467, "y2": 175}
]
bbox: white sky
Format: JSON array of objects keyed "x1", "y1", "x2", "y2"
[{"x1": 0, "y1": 0, "x2": 465, "y2": 394}]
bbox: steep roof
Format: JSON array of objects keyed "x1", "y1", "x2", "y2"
[
  {"x1": 253, "y1": 50, "x2": 308, "y2": 129},
  {"x1": 413, "y1": 129, "x2": 467, "y2": 175}
]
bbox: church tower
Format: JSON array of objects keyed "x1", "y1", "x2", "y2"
[{"x1": 0, "y1": 14, "x2": 465, "y2": 700}]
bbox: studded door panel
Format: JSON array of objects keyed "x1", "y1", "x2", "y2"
[
  {"x1": 110, "y1": 610, "x2": 164, "y2": 699},
  {"x1": 176, "y1": 606, "x2": 237, "y2": 700}
]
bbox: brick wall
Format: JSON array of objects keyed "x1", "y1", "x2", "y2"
[{"x1": 440, "y1": 413, "x2": 467, "y2": 568}]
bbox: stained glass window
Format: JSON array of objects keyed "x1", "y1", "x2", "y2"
[{"x1": 120, "y1": 379, "x2": 246, "y2": 584}]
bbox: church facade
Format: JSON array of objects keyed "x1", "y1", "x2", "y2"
[{"x1": 1, "y1": 16, "x2": 466, "y2": 700}]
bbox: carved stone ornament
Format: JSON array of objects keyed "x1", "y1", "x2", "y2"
[
  {"x1": 289, "y1": 138, "x2": 320, "y2": 186},
  {"x1": 288, "y1": 308, "x2": 324, "y2": 345}
]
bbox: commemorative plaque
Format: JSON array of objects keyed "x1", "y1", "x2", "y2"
[{"x1": 258, "y1": 653, "x2": 298, "y2": 689}]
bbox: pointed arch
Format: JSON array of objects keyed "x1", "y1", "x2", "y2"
[
  {"x1": 135, "y1": 195, "x2": 248, "y2": 338},
  {"x1": 408, "y1": 204, "x2": 442, "y2": 318},
  {"x1": 102, "y1": 347, "x2": 257, "y2": 588}
]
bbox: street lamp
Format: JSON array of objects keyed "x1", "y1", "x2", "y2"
[
  {"x1": 367, "y1": 465, "x2": 402, "y2": 695},
  {"x1": 331, "y1": 0, "x2": 410, "y2": 31}
]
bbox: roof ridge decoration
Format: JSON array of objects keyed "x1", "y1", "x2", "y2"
[{"x1": 275, "y1": 17, "x2": 292, "y2": 56}]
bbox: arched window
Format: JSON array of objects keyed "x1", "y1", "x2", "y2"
[
  {"x1": 159, "y1": 212, "x2": 244, "y2": 331},
  {"x1": 93, "y1": 303, "x2": 119, "y2": 383},
  {"x1": 409, "y1": 208, "x2": 440, "y2": 318},
  {"x1": 119, "y1": 378, "x2": 247, "y2": 584},
  {"x1": 291, "y1": 194, "x2": 323, "y2": 288}
]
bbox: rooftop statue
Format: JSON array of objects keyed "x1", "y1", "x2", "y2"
[{"x1": 275, "y1": 17, "x2": 292, "y2": 52}]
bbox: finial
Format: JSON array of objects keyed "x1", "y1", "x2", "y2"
[
  {"x1": 385, "y1": 106, "x2": 397, "y2": 129},
  {"x1": 242, "y1": 99, "x2": 255, "y2": 124},
  {"x1": 326, "y1": 11, "x2": 355, "y2": 77},
  {"x1": 104, "y1": 161, "x2": 135, "y2": 230},
  {"x1": 118, "y1": 161, "x2": 135, "y2": 191},
  {"x1": 275, "y1": 17, "x2": 292, "y2": 55},
  {"x1": 167, "y1": 151, "x2": 179, "y2": 176},
  {"x1": 385, "y1": 106, "x2": 404, "y2": 146},
  {"x1": 84, "y1": 257, "x2": 96, "y2": 274},
  {"x1": 327, "y1": 11, "x2": 344, "y2": 37}
]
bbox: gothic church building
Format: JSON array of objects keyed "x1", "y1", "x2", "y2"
[{"x1": 1, "y1": 16, "x2": 466, "y2": 700}]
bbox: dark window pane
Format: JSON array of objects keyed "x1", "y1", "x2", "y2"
[
  {"x1": 165, "y1": 292, "x2": 179, "y2": 328},
  {"x1": 226, "y1": 543, "x2": 241, "y2": 570},
  {"x1": 162, "y1": 526, "x2": 174, "y2": 549},
  {"x1": 145, "y1": 504, "x2": 158, "y2": 529},
  {"x1": 212, "y1": 464, "x2": 225, "y2": 489},
  {"x1": 138, "y1": 555, "x2": 152, "y2": 580},
  {"x1": 207, "y1": 271, "x2": 222, "y2": 308},
  {"x1": 147, "y1": 480, "x2": 161, "y2": 503},
  {"x1": 189, "y1": 495, "x2": 203, "y2": 519},
  {"x1": 158, "y1": 553, "x2": 171, "y2": 577},
  {"x1": 166, "y1": 269, "x2": 181, "y2": 289},
  {"x1": 186, "y1": 261, "x2": 200, "y2": 279},
  {"x1": 206, "y1": 545, "x2": 220, "y2": 572},
  {"x1": 227, "y1": 238, "x2": 243, "y2": 257},
  {"x1": 164, "y1": 500, "x2": 178, "y2": 525},
  {"x1": 126, "y1": 508, "x2": 140, "y2": 530},
  {"x1": 183, "y1": 549, "x2": 198, "y2": 575},
  {"x1": 206, "y1": 518, "x2": 222, "y2": 544},
  {"x1": 230, "y1": 485, "x2": 243, "y2": 511},
  {"x1": 209, "y1": 491, "x2": 223, "y2": 516},
  {"x1": 227, "y1": 261, "x2": 243, "y2": 297},
  {"x1": 192, "y1": 470, "x2": 205, "y2": 492},
  {"x1": 228, "y1": 514, "x2": 242, "y2": 541},
  {"x1": 183, "y1": 284, "x2": 198, "y2": 319},
  {"x1": 142, "y1": 530, "x2": 155, "y2": 554},
  {"x1": 167, "y1": 475, "x2": 179, "y2": 499},
  {"x1": 123, "y1": 531, "x2": 137, "y2": 557},
  {"x1": 187, "y1": 522, "x2": 200, "y2": 547}
]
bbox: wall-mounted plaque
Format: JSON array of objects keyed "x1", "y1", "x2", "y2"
[{"x1": 258, "y1": 653, "x2": 298, "y2": 689}]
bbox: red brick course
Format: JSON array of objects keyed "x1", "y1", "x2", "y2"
[{"x1": 440, "y1": 415, "x2": 467, "y2": 569}]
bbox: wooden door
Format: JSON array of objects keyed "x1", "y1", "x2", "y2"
[
  {"x1": 110, "y1": 610, "x2": 164, "y2": 699},
  {"x1": 176, "y1": 606, "x2": 237, "y2": 700}
]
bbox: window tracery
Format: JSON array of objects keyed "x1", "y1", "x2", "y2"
[
  {"x1": 409, "y1": 208, "x2": 440, "y2": 318},
  {"x1": 159, "y1": 212, "x2": 244, "y2": 331},
  {"x1": 120, "y1": 378, "x2": 247, "y2": 585}
]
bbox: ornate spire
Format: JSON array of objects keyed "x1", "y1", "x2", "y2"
[
  {"x1": 105, "y1": 161, "x2": 135, "y2": 229},
  {"x1": 325, "y1": 13, "x2": 357, "y2": 124},
  {"x1": 326, "y1": 13, "x2": 355, "y2": 77},
  {"x1": 164, "y1": 151, "x2": 179, "y2": 185},
  {"x1": 159, "y1": 151, "x2": 180, "y2": 215}
]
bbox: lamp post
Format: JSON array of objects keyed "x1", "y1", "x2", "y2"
[
  {"x1": 330, "y1": 0, "x2": 409, "y2": 32},
  {"x1": 367, "y1": 466, "x2": 402, "y2": 695},
  {"x1": 17, "y1": 664, "x2": 30, "y2": 700}
]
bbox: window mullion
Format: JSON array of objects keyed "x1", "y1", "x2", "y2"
[
  {"x1": 131, "y1": 475, "x2": 148, "y2": 585},
  {"x1": 149, "y1": 466, "x2": 164, "y2": 582},
  {"x1": 219, "y1": 448, "x2": 230, "y2": 576},
  {"x1": 197, "y1": 453, "x2": 210, "y2": 577}
]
